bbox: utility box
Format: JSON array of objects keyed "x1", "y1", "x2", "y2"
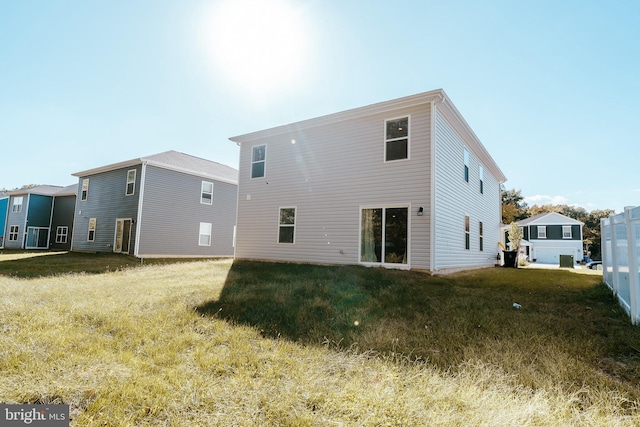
[{"x1": 559, "y1": 255, "x2": 574, "y2": 268}]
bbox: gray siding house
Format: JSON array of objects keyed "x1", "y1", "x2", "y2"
[
  {"x1": 71, "y1": 150, "x2": 238, "y2": 258},
  {"x1": 2, "y1": 185, "x2": 77, "y2": 250},
  {"x1": 230, "y1": 89, "x2": 507, "y2": 273}
]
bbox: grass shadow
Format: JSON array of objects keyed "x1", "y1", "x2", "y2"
[{"x1": 197, "y1": 260, "x2": 640, "y2": 401}]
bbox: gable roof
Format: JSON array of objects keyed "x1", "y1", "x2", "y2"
[
  {"x1": 72, "y1": 150, "x2": 238, "y2": 185},
  {"x1": 517, "y1": 212, "x2": 583, "y2": 226},
  {"x1": 6, "y1": 185, "x2": 69, "y2": 197},
  {"x1": 229, "y1": 88, "x2": 507, "y2": 183}
]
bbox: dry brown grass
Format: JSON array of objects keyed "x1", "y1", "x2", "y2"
[{"x1": 1, "y1": 253, "x2": 638, "y2": 426}]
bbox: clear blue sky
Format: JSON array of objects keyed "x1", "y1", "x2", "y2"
[{"x1": 1, "y1": 0, "x2": 638, "y2": 213}]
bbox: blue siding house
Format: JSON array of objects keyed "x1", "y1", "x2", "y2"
[
  {"x1": 2, "y1": 185, "x2": 77, "y2": 250},
  {"x1": 71, "y1": 150, "x2": 238, "y2": 258},
  {"x1": 0, "y1": 195, "x2": 8, "y2": 247}
]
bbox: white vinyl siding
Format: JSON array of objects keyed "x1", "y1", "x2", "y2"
[
  {"x1": 234, "y1": 104, "x2": 431, "y2": 269},
  {"x1": 433, "y1": 107, "x2": 502, "y2": 272},
  {"x1": 126, "y1": 169, "x2": 136, "y2": 196}
]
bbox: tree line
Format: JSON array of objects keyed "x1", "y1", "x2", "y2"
[{"x1": 502, "y1": 188, "x2": 615, "y2": 260}]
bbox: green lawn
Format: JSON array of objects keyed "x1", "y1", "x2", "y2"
[{"x1": 1, "y1": 251, "x2": 639, "y2": 426}]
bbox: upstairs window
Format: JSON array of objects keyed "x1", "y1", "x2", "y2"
[
  {"x1": 563, "y1": 225, "x2": 572, "y2": 239},
  {"x1": 251, "y1": 145, "x2": 266, "y2": 178},
  {"x1": 87, "y1": 218, "x2": 97, "y2": 242},
  {"x1": 201, "y1": 181, "x2": 214, "y2": 205},
  {"x1": 464, "y1": 216, "x2": 470, "y2": 250},
  {"x1": 278, "y1": 207, "x2": 296, "y2": 244},
  {"x1": 464, "y1": 149, "x2": 470, "y2": 182},
  {"x1": 385, "y1": 117, "x2": 409, "y2": 161},
  {"x1": 479, "y1": 166, "x2": 484, "y2": 194},
  {"x1": 81, "y1": 179, "x2": 89, "y2": 201},
  {"x1": 537, "y1": 226, "x2": 547, "y2": 239},
  {"x1": 126, "y1": 170, "x2": 136, "y2": 196},
  {"x1": 12, "y1": 196, "x2": 23, "y2": 213}
]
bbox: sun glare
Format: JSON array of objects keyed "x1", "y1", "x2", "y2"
[{"x1": 205, "y1": 0, "x2": 313, "y2": 97}]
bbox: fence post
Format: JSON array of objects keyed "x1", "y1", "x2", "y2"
[{"x1": 624, "y1": 207, "x2": 639, "y2": 324}]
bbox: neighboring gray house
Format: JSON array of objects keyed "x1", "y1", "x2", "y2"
[
  {"x1": 230, "y1": 89, "x2": 507, "y2": 273},
  {"x1": 71, "y1": 150, "x2": 238, "y2": 258},
  {"x1": 3, "y1": 185, "x2": 76, "y2": 250},
  {"x1": 513, "y1": 212, "x2": 584, "y2": 264}
]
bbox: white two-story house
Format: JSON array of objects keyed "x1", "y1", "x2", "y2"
[{"x1": 230, "y1": 89, "x2": 507, "y2": 273}]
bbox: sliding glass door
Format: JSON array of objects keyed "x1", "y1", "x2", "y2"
[{"x1": 360, "y1": 207, "x2": 408, "y2": 265}]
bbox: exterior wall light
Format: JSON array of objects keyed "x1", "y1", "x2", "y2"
[{"x1": 417, "y1": 207, "x2": 424, "y2": 216}]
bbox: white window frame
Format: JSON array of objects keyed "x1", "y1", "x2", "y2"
[
  {"x1": 359, "y1": 204, "x2": 410, "y2": 268},
  {"x1": 8, "y1": 225, "x2": 19, "y2": 241},
  {"x1": 479, "y1": 221, "x2": 484, "y2": 252},
  {"x1": 55, "y1": 226, "x2": 68, "y2": 244},
  {"x1": 479, "y1": 165, "x2": 484, "y2": 194},
  {"x1": 201, "y1": 181, "x2": 214, "y2": 205},
  {"x1": 126, "y1": 169, "x2": 136, "y2": 196},
  {"x1": 81, "y1": 179, "x2": 89, "y2": 201},
  {"x1": 562, "y1": 225, "x2": 572, "y2": 239},
  {"x1": 464, "y1": 149, "x2": 470, "y2": 182},
  {"x1": 278, "y1": 207, "x2": 296, "y2": 244},
  {"x1": 199, "y1": 222, "x2": 212, "y2": 246},
  {"x1": 87, "y1": 218, "x2": 96, "y2": 242},
  {"x1": 464, "y1": 215, "x2": 470, "y2": 250},
  {"x1": 12, "y1": 196, "x2": 23, "y2": 213},
  {"x1": 538, "y1": 226, "x2": 547, "y2": 239},
  {"x1": 384, "y1": 116, "x2": 410, "y2": 162},
  {"x1": 251, "y1": 144, "x2": 266, "y2": 179}
]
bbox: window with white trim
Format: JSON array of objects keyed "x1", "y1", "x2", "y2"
[
  {"x1": 55, "y1": 226, "x2": 68, "y2": 244},
  {"x1": 278, "y1": 207, "x2": 296, "y2": 244},
  {"x1": 479, "y1": 166, "x2": 484, "y2": 194},
  {"x1": 9, "y1": 225, "x2": 19, "y2": 241},
  {"x1": 385, "y1": 117, "x2": 409, "y2": 161},
  {"x1": 201, "y1": 181, "x2": 214, "y2": 205},
  {"x1": 464, "y1": 149, "x2": 470, "y2": 182},
  {"x1": 126, "y1": 170, "x2": 136, "y2": 196},
  {"x1": 251, "y1": 145, "x2": 266, "y2": 178},
  {"x1": 465, "y1": 216, "x2": 470, "y2": 250},
  {"x1": 12, "y1": 196, "x2": 23, "y2": 213},
  {"x1": 199, "y1": 222, "x2": 212, "y2": 246},
  {"x1": 537, "y1": 226, "x2": 547, "y2": 239},
  {"x1": 87, "y1": 218, "x2": 96, "y2": 242},
  {"x1": 81, "y1": 179, "x2": 89, "y2": 201},
  {"x1": 562, "y1": 225, "x2": 572, "y2": 239},
  {"x1": 479, "y1": 221, "x2": 484, "y2": 251}
]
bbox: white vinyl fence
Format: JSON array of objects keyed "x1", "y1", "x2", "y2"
[{"x1": 601, "y1": 206, "x2": 640, "y2": 324}]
